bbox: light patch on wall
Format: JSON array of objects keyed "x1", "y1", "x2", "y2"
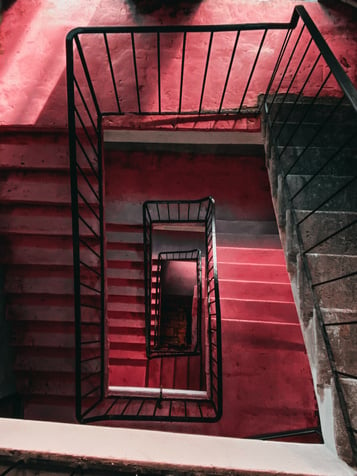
[{"x1": 0, "y1": 1, "x2": 101, "y2": 125}]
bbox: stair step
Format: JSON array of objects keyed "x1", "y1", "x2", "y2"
[
  {"x1": 295, "y1": 210, "x2": 357, "y2": 255},
  {"x1": 286, "y1": 174, "x2": 357, "y2": 212},
  {"x1": 106, "y1": 223, "x2": 143, "y2": 233},
  {"x1": 108, "y1": 362, "x2": 146, "y2": 387},
  {"x1": 220, "y1": 298, "x2": 298, "y2": 323},
  {"x1": 216, "y1": 233, "x2": 281, "y2": 248},
  {"x1": 107, "y1": 285, "x2": 145, "y2": 296},
  {"x1": 108, "y1": 332, "x2": 145, "y2": 345},
  {"x1": 272, "y1": 121, "x2": 356, "y2": 147},
  {"x1": 107, "y1": 302, "x2": 145, "y2": 313},
  {"x1": 216, "y1": 219, "x2": 278, "y2": 235},
  {"x1": 218, "y1": 262, "x2": 290, "y2": 283},
  {"x1": 108, "y1": 294, "x2": 145, "y2": 304},
  {"x1": 106, "y1": 249, "x2": 144, "y2": 261},
  {"x1": 107, "y1": 241, "x2": 144, "y2": 251},
  {"x1": 217, "y1": 247, "x2": 286, "y2": 265},
  {"x1": 306, "y1": 253, "x2": 356, "y2": 309},
  {"x1": 277, "y1": 146, "x2": 357, "y2": 176},
  {"x1": 219, "y1": 279, "x2": 294, "y2": 302}
]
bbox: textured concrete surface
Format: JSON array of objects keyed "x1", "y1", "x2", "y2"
[{"x1": 0, "y1": 0, "x2": 356, "y2": 128}]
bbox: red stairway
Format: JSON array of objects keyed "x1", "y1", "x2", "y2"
[
  {"x1": 107, "y1": 223, "x2": 204, "y2": 394},
  {"x1": 105, "y1": 219, "x2": 319, "y2": 440}
]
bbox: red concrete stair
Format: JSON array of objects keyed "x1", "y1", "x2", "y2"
[{"x1": 216, "y1": 240, "x2": 320, "y2": 441}]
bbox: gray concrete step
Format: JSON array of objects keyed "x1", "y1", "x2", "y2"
[
  {"x1": 286, "y1": 174, "x2": 357, "y2": 212},
  {"x1": 295, "y1": 210, "x2": 357, "y2": 254},
  {"x1": 276, "y1": 146, "x2": 357, "y2": 176}
]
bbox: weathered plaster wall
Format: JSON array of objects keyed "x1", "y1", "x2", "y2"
[{"x1": 0, "y1": 0, "x2": 356, "y2": 128}]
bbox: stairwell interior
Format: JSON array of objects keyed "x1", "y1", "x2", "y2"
[{"x1": 0, "y1": 2, "x2": 356, "y2": 474}]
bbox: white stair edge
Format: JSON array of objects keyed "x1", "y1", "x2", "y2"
[
  {"x1": 108, "y1": 386, "x2": 208, "y2": 400},
  {"x1": 0, "y1": 418, "x2": 355, "y2": 475}
]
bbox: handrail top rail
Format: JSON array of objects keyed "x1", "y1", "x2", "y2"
[
  {"x1": 144, "y1": 196, "x2": 214, "y2": 207},
  {"x1": 294, "y1": 6, "x2": 357, "y2": 113},
  {"x1": 66, "y1": 20, "x2": 297, "y2": 41},
  {"x1": 66, "y1": 5, "x2": 357, "y2": 115}
]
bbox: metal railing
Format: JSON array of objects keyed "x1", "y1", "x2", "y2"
[
  {"x1": 263, "y1": 5, "x2": 357, "y2": 463},
  {"x1": 66, "y1": 14, "x2": 298, "y2": 424},
  {"x1": 153, "y1": 249, "x2": 202, "y2": 356},
  {"x1": 143, "y1": 198, "x2": 222, "y2": 418},
  {"x1": 67, "y1": 6, "x2": 354, "y2": 444}
]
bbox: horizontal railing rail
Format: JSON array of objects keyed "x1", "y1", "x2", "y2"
[
  {"x1": 143, "y1": 197, "x2": 222, "y2": 419},
  {"x1": 66, "y1": 20, "x2": 299, "y2": 119},
  {"x1": 263, "y1": 5, "x2": 357, "y2": 463}
]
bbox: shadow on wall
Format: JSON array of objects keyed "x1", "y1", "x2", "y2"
[
  {"x1": 125, "y1": 0, "x2": 203, "y2": 16},
  {"x1": 1, "y1": 0, "x2": 18, "y2": 12}
]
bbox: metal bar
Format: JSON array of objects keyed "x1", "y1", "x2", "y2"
[
  {"x1": 76, "y1": 163, "x2": 100, "y2": 202},
  {"x1": 78, "y1": 214, "x2": 99, "y2": 239},
  {"x1": 104, "y1": 33, "x2": 121, "y2": 113},
  {"x1": 313, "y1": 270, "x2": 357, "y2": 288},
  {"x1": 337, "y1": 371, "x2": 357, "y2": 380},
  {"x1": 74, "y1": 36, "x2": 101, "y2": 115},
  {"x1": 97, "y1": 114, "x2": 106, "y2": 402},
  {"x1": 74, "y1": 107, "x2": 98, "y2": 157},
  {"x1": 179, "y1": 32, "x2": 187, "y2": 114},
  {"x1": 81, "y1": 370, "x2": 101, "y2": 381},
  {"x1": 283, "y1": 94, "x2": 345, "y2": 176},
  {"x1": 290, "y1": 131, "x2": 353, "y2": 200},
  {"x1": 157, "y1": 32, "x2": 161, "y2": 114},
  {"x1": 274, "y1": 36, "x2": 314, "y2": 138},
  {"x1": 325, "y1": 320, "x2": 357, "y2": 327},
  {"x1": 295, "y1": 5, "x2": 357, "y2": 112},
  {"x1": 104, "y1": 397, "x2": 119, "y2": 415},
  {"x1": 77, "y1": 190, "x2": 100, "y2": 221},
  {"x1": 270, "y1": 23, "x2": 306, "y2": 124},
  {"x1": 131, "y1": 33, "x2": 141, "y2": 114},
  {"x1": 297, "y1": 175, "x2": 356, "y2": 225},
  {"x1": 80, "y1": 355, "x2": 101, "y2": 363},
  {"x1": 73, "y1": 75, "x2": 98, "y2": 133},
  {"x1": 79, "y1": 237, "x2": 101, "y2": 259},
  {"x1": 80, "y1": 259, "x2": 101, "y2": 277},
  {"x1": 199, "y1": 31, "x2": 214, "y2": 114},
  {"x1": 219, "y1": 31, "x2": 240, "y2": 113},
  {"x1": 238, "y1": 29, "x2": 267, "y2": 112},
  {"x1": 82, "y1": 385, "x2": 101, "y2": 399},
  {"x1": 261, "y1": 28, "x2": 293, "y2": 112},
  {"x1": 76, "y1": 135, "x2": 99, "y2": 180},
  {"x1": 80, "y1": 281, "x2": 101, "y2": 294},
  {"x1": 304, "y1": 218, "x2": 357, "y2": 254},
  {"x1": 276, "y1": 52, "x2": 324, "y2": 150},
  {"x1": 67, "y1": 21, "x2": 297, "y2": 38},
  {"x1": 66, "y1": 33, "x2": 83, "y2": 422}
]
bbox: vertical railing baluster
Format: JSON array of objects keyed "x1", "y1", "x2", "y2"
[
  {"x1": 261, "y1": 27, "x2": 293, "y2": 113},
  {"x1": 238, "y1": 29, "x2": 267, "y2": 113},
  {"x1": 157, "y1": 32, "x2": 161, "y2": 114},
  {"x1": 131, "y1": 32, "x2": 141, "y2": 114},
  {"x1": 179, "y1": 32, "x2": 187, "y2": 114},
  {"x1": 104, "y1": 33, "x2": 121, "y2": 113},
  {"x1": 219, "y1": 31, "x2": 240, "y2": 113},
  {"x1": 199, "y1": 31, "x2": 214, "y2": 114},
  {"x1": 270, "y1": 23, "x2": 306, "y2": 124}
]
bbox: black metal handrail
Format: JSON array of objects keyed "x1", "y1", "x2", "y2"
[
  {"x1": 143, "y1": 197, "x2": 222, "y2": 418},
  {"x1": 67, "y1": 6, "x2": 354, "y2": 447},
  {"x1": 263, "y1": 6, "x2": 357, "y2": 463},
  {"x1": 153, "y1": 249, "x2": 202, "y2": 356}
]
